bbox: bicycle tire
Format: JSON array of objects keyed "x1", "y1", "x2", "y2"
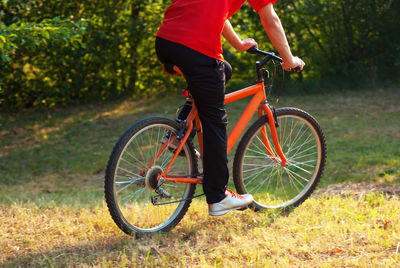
[
  {"x1": 105, "y1": 117, "x2": 198, "y2": 236},
  {"x1": 233, "y1": 108, "x2": 326, "y2": 211}
]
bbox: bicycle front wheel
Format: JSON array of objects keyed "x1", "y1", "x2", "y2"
[
  {"x1": 233, "y1": 108, "x2": 326, "y2": 210},
  {"x1": 105, "y1": 117, "x2": 198, "y2": 235}
]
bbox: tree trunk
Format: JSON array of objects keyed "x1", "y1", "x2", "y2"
[{"x1": 127, "y1": 3, "x2": 141, "y2": 94}]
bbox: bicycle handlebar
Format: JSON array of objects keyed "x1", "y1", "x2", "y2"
[{"x1": 246, "y1": 46, "x2": 282, "y2": 63}]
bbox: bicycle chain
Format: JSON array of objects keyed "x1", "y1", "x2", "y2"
[
  {"x1": 151, "y1": 172, "x2": 204, "y2": 206},
  {"x1": 151, "y1": 193, "x2": 205, "y2": 206}
]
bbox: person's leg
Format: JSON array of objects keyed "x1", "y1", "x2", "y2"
[
  {"x1": 177, "y1": 60, "x2": 232, "y2": 116},
  {"x1": 156, "y1": 37, "x2": 228, "y2": 203},
  {"x1": 175, "y1": 60, "x2": 232, "y2": 138}
]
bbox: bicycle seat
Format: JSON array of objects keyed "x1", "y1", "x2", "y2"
[
  {"x1": 162, "y1": 63, "x2": 189, "y2": 98},
  {"x1": 162, "y1": 63, "x2": 184, "y2": 77}
]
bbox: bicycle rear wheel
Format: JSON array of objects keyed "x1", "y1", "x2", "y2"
[
  {"x1": 105, "y1": 117, "x2": 198, "y2": 235},
  {"x1": 233, "y1": 108, "x2": 326, "y2": 211}
]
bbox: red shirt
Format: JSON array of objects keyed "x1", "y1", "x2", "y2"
[{"x1": 157, "y1": 0, "x2": 277, "y2": 60}]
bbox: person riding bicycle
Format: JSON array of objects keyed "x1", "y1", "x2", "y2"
[{"x1": 156, "y1": 0, "x2": 305, "y2": 216}]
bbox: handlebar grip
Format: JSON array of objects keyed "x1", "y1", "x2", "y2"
[
  {"x1": 292, "y1": 66, "x2": 302, "y2": 72},
  {"x1": 246, "y1": 46, "x2": 258, "y2": 54}
]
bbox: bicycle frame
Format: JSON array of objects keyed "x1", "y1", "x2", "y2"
[{"x1": 149, "y1": 81, "x2": 288, "y2": 184}]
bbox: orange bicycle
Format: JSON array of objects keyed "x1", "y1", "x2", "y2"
[{"x1": 104, "y1": 47, "x2": 326, "y2": 236}]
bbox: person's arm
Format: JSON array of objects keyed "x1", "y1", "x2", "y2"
[
  {"x1": 258, "y1": 4, "x2": 305, "y2": 71},
  {"x1": 222, "y1": 20, "x2": 257, "y2": 51}
]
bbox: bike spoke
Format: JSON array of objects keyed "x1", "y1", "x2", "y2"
[
  {"x1": 290, "y1": 151, "x2": 318, "y2": 161},
  {"x1": 288, "y1": 162, "x2": 312, "y2": 175},
  {"x1": 286, "y1": 133, "x2": 313, "y2": 155},
  {"x1": 123, "y1": 147, "x2": 147, "y2": 168},
  {"x1": 243, "y1": 165, "x2": 270, "y2": 185},
  {"x1": 236, "y1": 111, "x2": 324, "y2": 210},
  {"x1": 285, "y1": 167, "x2": 310, "y2": 183},
  {"x1": 120, "y1": 187, "x2": 145, "y2": 205},
  {"x1": 117, "y1": 166, "x2": 140, "y2": 177},
  {"x1": 285, "y1": 168, "x2": 306, "y2": 188},
  {"x1": 107, "y1": 121, "x2": 196, "y2": 233},
  {"x1": 286, "y1": 123, "x2": 305, "y2": 150},
  {"x1": 289, "y1": 159, "x2": 316, "y2": 168},
  {"x1": 243, "y1": 165, "x2": 272, "y2": 173}
]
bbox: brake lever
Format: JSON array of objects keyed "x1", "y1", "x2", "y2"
[{"x1": 292, "y1": 66, "x2": 302, "y2": 73}]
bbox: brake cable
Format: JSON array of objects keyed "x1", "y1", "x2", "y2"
[{"x1": 275, "y1": 62, "x2": 285, "y2": 105}]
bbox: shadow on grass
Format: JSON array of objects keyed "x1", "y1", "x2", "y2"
[
  {"x1": 3, "y1": 209, "x2": 261, "y2": 267},
  {"x1": 2, "y1": 236, "x2": 136, "y2": 267},
  {"x1": 1, "y1": 88, "x2": 399, "y2": 206},
  {"x1": 0, "y1": 96, "x2": 186, "y2": 185}
]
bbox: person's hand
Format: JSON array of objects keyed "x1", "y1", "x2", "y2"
[
  {"x1": 281, "y1": 56, "x2": 305, "y2": 72},
  {"x1": 238, "y1": 38, "x2": 258, "y2": 51}
]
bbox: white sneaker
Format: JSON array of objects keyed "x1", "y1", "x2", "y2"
[{"x1": 208, "y1": 189, "x2": 253, "y2": 216}]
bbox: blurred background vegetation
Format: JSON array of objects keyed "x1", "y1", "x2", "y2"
[
  {"x1": 0, "y1": 0, "x2": 399, "y2": 109},
  {"x1": 0, "y1": 3, "x2": 399, "y2": 264}
]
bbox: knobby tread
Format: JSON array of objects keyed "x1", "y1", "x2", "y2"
[
  {"x1": 104, "y1": 117, "x2": 198, "y2": 236},
  {"x1": 233, "y1": 107, "x2": 326, "y2": 211}
]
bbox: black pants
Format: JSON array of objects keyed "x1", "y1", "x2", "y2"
[
  {"x1": 177, "y1": 62, "x2": 232, "y2": 125},
  {"x1": 156, "y1": 37, "x2": 231, "y2": 204}
]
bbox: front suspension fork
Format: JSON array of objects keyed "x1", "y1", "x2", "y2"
[{"x1": 258, "y1": 103, "x2": 288, "y2": 166}]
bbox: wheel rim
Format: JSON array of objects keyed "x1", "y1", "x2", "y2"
[
  {"x1": 241, "y1": 114, "x2": 322, "y2": 209},
  {"x1": 112, "y1": 123, "x2": 193, "y2": 232}
]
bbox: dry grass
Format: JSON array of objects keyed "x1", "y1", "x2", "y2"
[
  {"x1": 1, "y1": 87, "x2": 399, "y2": 266},
  {"x1": 1, "y1": 193, "x2": 399, "y2": 267}
]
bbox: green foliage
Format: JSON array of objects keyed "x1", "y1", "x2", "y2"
[
  {"x1": 0, "y1": 0, "x2": 399, "y2": 108},
  {"x1": 274, "y1": 0, "x2": 400, "y2": 80},
  {"x1": 0, "y1": 18, "x2": 87, "y2": 107},
  {"x1": 0, "y1": 0, "x2": 176, "y2": 108},
  {"x1": 227, "y1": 0, "x2": 400, "y2": 88}
]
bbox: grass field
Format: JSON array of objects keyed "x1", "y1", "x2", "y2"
[{"x1": 1, "y1": 87, "x2": 399, "y2": 266}]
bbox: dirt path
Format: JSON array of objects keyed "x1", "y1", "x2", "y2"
[{"x1": 313, "y1": 182, "x2": 400, "y2": 198}]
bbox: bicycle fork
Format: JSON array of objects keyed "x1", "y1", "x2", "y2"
[{"x1": 258, "y1": 103, "x2": 288, "y2": 167}]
